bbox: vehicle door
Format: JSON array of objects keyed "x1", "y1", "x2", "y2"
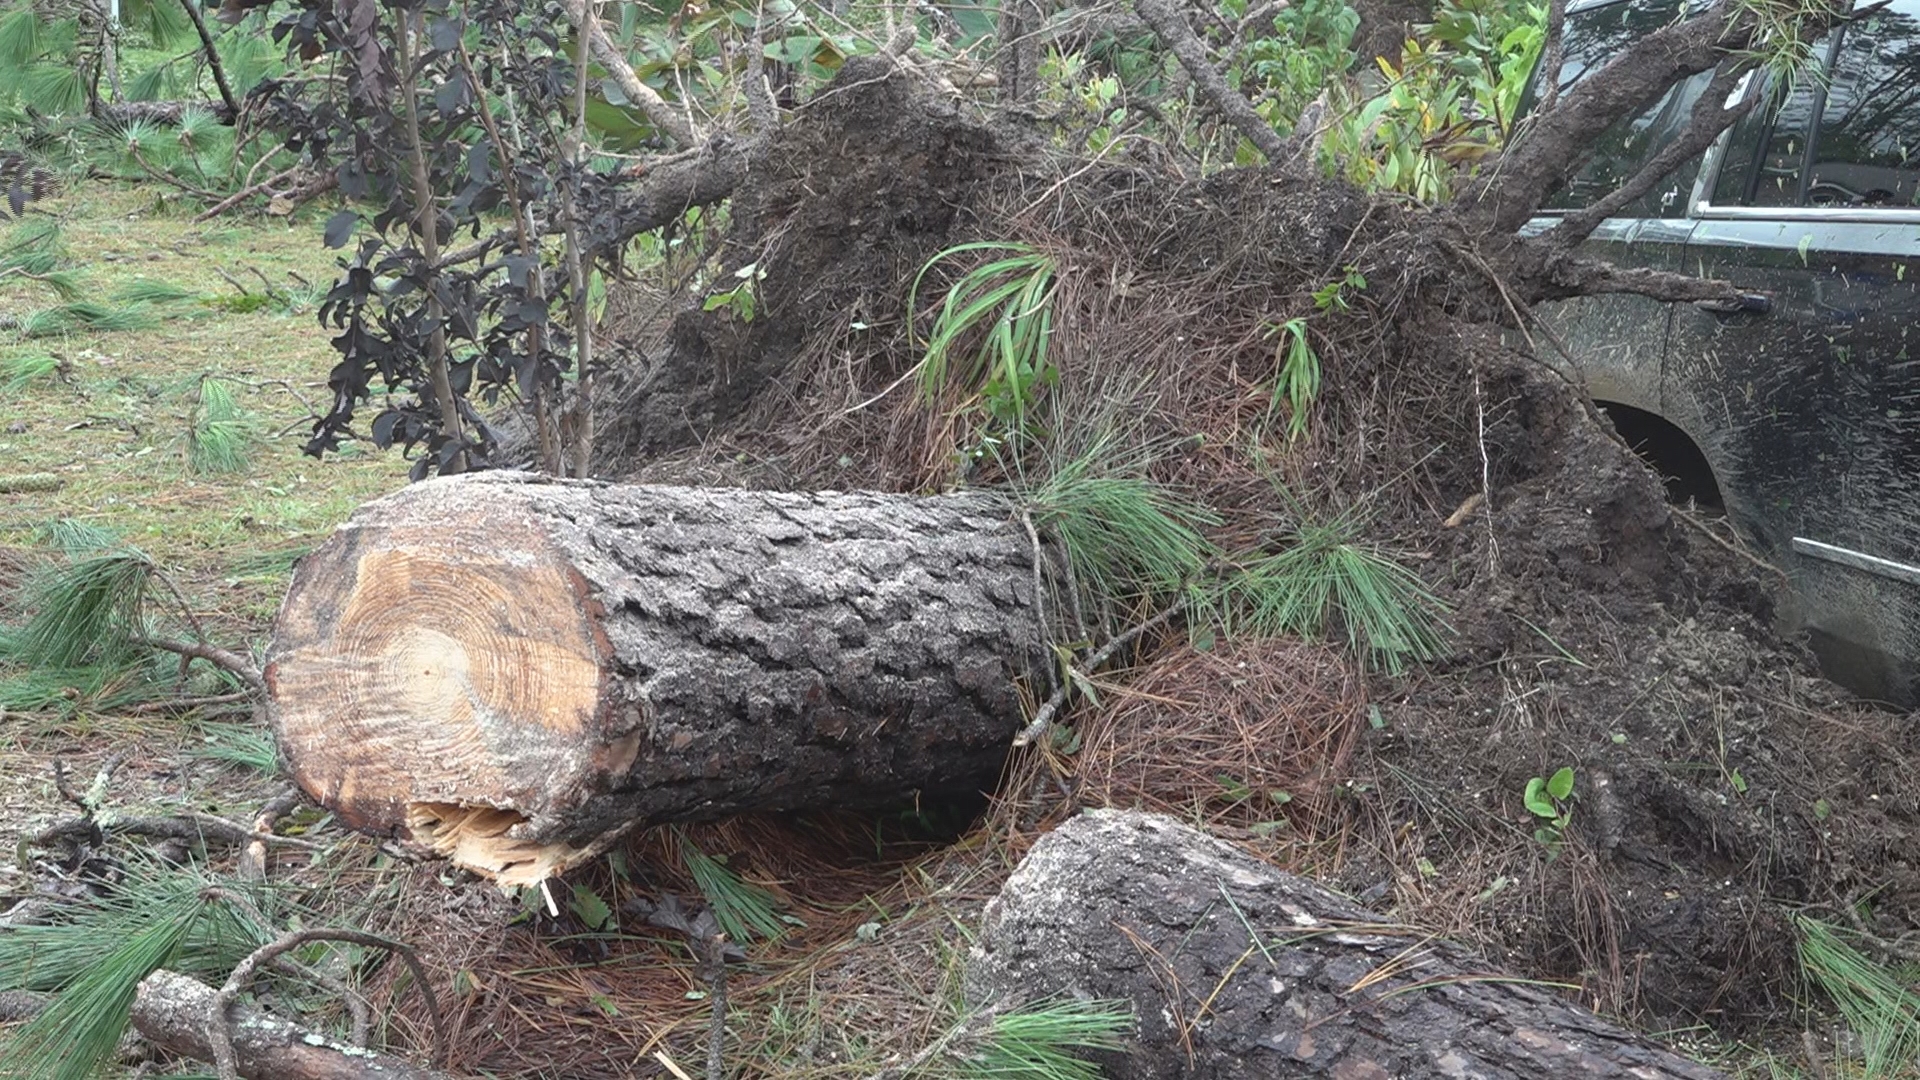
[
  {"x1": 1526, "y1": 0, "x2": 1717, "y2": 417},
  {"x1": 1666, "y1": 2, "x2": 1920, "y2": 702}
]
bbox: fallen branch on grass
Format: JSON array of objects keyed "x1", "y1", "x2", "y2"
[
  {"x1": 206, "y1": 928, "x2": 447, "y2": 1080},
  {"x1": 132, "y1": 969, "x2": 452, "y2": 1080}
]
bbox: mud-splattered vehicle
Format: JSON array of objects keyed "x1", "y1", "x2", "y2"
[{"x1": 1533, "y1": 0, "x2": 1920, "y2": 703}]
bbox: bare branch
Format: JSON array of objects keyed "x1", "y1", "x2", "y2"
[
  {"x1": 557, "y1": 0, "x2": 703, "y2": 147},
  {"x1": 1464, "y1": 0, "x2": 1856, "y2": 234},
  {"x1": 208, "y1": 928, "x2": 448, "y2": 1080},
  {"x1": 1549, "y1": 63, "x2": 1757, "y2": 246},
  {"x1": 1536, "y1": 0, "x2": 1569, "y2": 113},
  {"x1": 1133, "y1": 0, "x2": 1286, "y2": 161}
]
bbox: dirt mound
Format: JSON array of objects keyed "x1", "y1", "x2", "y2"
[{"x1": 581, "y1": 56, "x2": 1920, "y2": 1043}]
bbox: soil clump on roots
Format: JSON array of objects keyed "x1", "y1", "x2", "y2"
[{"x1": 404, "y1": 60, "x2": 1920, "y2": 1072}]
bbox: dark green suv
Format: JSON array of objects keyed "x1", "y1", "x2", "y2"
[{"x1": 1534, "y1": 0, "x2": 1920, "y2": 704}]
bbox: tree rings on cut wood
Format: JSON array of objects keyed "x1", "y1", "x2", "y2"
[{"x1": 268, "y1": 473, "x2": 1042, "y2": 885}]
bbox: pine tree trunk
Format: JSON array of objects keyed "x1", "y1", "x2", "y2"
[
  {"x1": 268, "y1": 474, "x2": 1042, "y2": 884},
  {"x1": 968, "y1": 810, "x2": 1726, "y2": 1079}
]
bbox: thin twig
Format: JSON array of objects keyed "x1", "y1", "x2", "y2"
[
  {"x1": 209, "y1": 928, "x2": 447, "y2": 1080},
  {"x1": 174, "y1": 0, "x2": 239, "y2": 117},
  {"x1": 862, "y1": 1006, "x2": 998, "y2": 1080},
  {"x1": 136, "y1": 635, "x2": 265, "y2": 696},
  {"x1": 32, "y1": 812, "x2": 323, "y2": 852},
  {"x1": 1012, "y1": 600, "x2": 1183, "y2": 747},
  {"x1": 704, "y1": 936, "x2": 729, "y2": 1080}
]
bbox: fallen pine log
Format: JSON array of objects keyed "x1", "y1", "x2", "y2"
[
  {"x1": 966, "y1": 810, "x2": 1724, "y2": 1079},
  {"x1": 132, "y1": 969, "x2": 450, "y2": 1080},
  {"x1": 268, "y1": 473, "x2": 1042, "y2": 884}
]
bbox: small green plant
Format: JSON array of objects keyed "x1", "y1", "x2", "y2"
[
  {"x1": 910, "y1": 241, "x2": 1059, "y2": 437},
  {"x1": 1265, "y1": 317, "x2": 1321, "y2": 441},
  {"x1": 1311, "y1": 265, "x2": 1368, "y2": 312},
  {"x1": 702, "y1": 260, "x2": 766, "y2": 322},
  {"x1": 1523, "y1": 766, "x2": 1576, "y2": 859}
]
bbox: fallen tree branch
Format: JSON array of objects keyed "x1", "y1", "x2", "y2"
[
  {"x1": 133, "y1": 969, "x2": 452, "y2": 1080},
  {"x1": 1012, "y1": 600, "x2": 1183, "y2": 747},
  {"x1": 1132, "y1": 0, "x2": 1286, "y2": 161},
  {"x1": 209, "y1": 929, "x2": 447, "y2": 1080},
  {"x1": 1546, "y1": 61, "x2": 1755, "y2": 247},
  {"x1": 598, "y1": 137, "x2": 753, "y2": 248},
  {"x1": 31, "y1": 812, "x2": 323, "y2": 852},
  {"x1": 136, "y1": 635, "x2": 265, "y2": 696}
]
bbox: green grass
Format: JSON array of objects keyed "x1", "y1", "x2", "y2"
[{"x1": 0, "y1": 184, "x2": 409, "y2": 588}]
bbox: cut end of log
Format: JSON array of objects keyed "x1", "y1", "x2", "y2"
[
  {"x1": 268, "y1": 475, "x2": 627, "y2": 878},
  {"x1": 406, "y1": 802, "x2": 603, "y2": 887}
]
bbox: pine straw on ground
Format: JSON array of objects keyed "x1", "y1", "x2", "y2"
[
  {"x1": 1075, "y1": 638, "x2": 1365, "y2": 851},
  {"x1": 367, "y1": 809, "x2": 1054, "y2": 1077}
]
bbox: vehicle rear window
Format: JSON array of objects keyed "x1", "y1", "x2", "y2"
[{"x1": 1710, "y1": 1, "x2": 1920, "y2": 208}]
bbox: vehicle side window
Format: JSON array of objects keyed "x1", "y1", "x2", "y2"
[
  {"x1": 1711, "y1": 75, "x2": 1822, "y2": 206},
  {"x1": 1539, "y1": 0, "x2": 1712, "y2": 214},
  {"x1": 1805, "y1": 4, "x2": 1920, "y2": 207},
  {"x1": 1710, "y1": 1, "x2": 1920, "y2": 208}
]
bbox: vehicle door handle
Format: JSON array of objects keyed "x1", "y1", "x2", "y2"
[{"x1": 1694, "y1": 293, "x2": 1772, "y2": 316}]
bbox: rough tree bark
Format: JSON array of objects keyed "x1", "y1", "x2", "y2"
[
  {"x1": 268, "y1": 473, "x2": 1042, "y2": 885},
  {"x1": 966, "y1": 810, "x2": 1725, "y2": 1079},
  {"x1": 131, "y1": 970, "x2": 451, "y2": 1080}
]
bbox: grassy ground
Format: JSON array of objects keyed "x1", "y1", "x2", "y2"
[{"x1": 0, "y1": 179, "x2": 409, "y2": 900}]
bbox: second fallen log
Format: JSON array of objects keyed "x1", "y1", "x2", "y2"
[{"x1": 267, "y1": 474, "x2": 1043, "y2": 885}]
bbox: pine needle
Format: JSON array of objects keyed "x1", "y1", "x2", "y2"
[
  {"x1": 1022, "y1": 429, "x2": 1218, "y2": 608},
  {"x1": 681, "y1": 834, "x2": 791, "y2": 944},
  {"x1": 188, "y1": 376, "x2": 253, "y2": 475},
  {"x1": 963, "y1": 999, "x2": 1129, "y2": 1080},
  {"x1": 192, "y1": 720, "x2": 280, "y2": 773},
  {"x1": 109, "y1": 278, "x2": 197, "y2": 305},
  {"x1": 32, "y1": 517, "x2": 122, "y2": 556},
  {"x1": 4, "y1": 550, "x2": 153, "y2": 669},
  {"x1": 1796, "y1": 916, "x2": 1920, "y2": 1076},
  {"x1": 1219, "y1": 509, "x2": 1448, "y2": 674},
  {"x1": 0, "y1": 865, "x2": 270, "y2": 1080},
  {"x1": 0, "y1": 352, "x2": 57, "y2": 390}
]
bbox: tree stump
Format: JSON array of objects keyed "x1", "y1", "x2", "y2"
[
  {"x1": 268, "y1": 473, "x2": 1041, "y2": 884},
  {"x1": 967, "y1": 810, "x2": 1725, "y2": 1079}
]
